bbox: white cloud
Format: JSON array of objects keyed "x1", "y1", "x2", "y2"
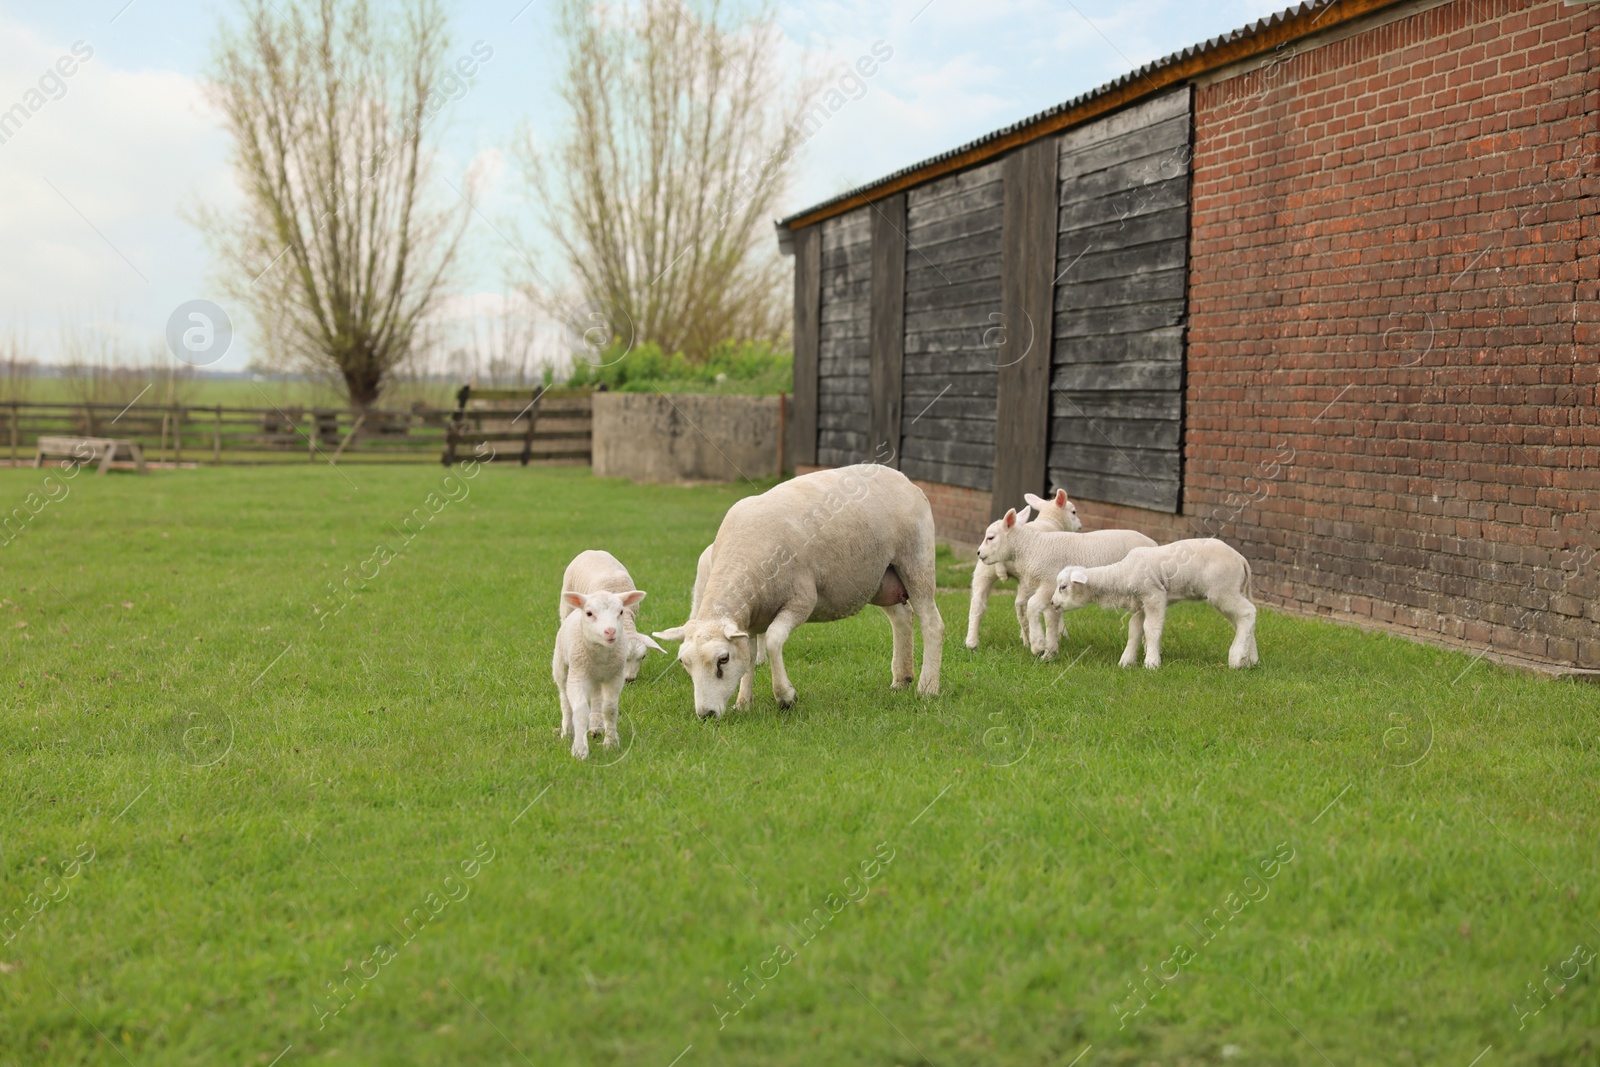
[{"x1": 0, "y1": 14, "x2": 237, "y2": 365}]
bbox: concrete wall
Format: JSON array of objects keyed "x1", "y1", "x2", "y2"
[{"x1": 592, "y1": 393, "x2": 783, "y2": 484}]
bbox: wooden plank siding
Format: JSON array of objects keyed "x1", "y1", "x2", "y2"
[
  {"x1": 1048, "y1": 86, "x2": 1191, "y2": 513},
  {"x1": 790, "y1": 225, "x2": 821, "y2": 466},
  {"x1": 992, "y1": 137, "x2": 1059, "y2": 519},
  {"x1": 815, "y1": 207, "x2": 874, "y2": 467},
  {"x1": 869, "y1": 194, "x2": 907, "y2": 467},
  {"x1": 899, "y1": 160, "x2": 1003, "y2": 491}
]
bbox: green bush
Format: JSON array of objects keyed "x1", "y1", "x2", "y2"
[{"x1": 561, "y1": 340, "x2": 792, "y2": 395}]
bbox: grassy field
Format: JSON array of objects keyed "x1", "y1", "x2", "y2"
[{"x1": 2, "y1": 464, "x2": 1598, "y2": 1066}]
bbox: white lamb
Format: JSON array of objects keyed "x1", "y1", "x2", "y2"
[
  {"x1": 553, "y1": 587, "x2": 646, "y2": 760},
  {"x1": 964, "y1": 488, "x2": 1083, "y2": 650},
  {"x1": 975, "y1": 506, "x2": 1156, "y2": 659},
  {"x1": 560, "y1": 550, "x2": 666, "y2": 682},
  {"x1": 1051, "y1": 538, "x2": 1259, "y2": 669}
]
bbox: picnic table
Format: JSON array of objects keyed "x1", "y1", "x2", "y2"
[{"x1": 33, "y1": 436, "x2": 148, "y2": 474}]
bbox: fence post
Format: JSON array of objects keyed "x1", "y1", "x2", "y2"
[
  {"x1": 8, "y1": 401, "x2": 16, "y2": 467},
  {"x1": 213, "y1": 405, "x2": 222, "y2": 465},
  {"x1": 159, "y1": 410, "x2": 169, "y2": 468},
  {"x1": 174, "y1": 407, "x2": 182, "y2": 465}
]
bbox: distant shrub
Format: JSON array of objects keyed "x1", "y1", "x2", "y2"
[{"x1": 561, "y1": 340, "x2": 792, "y2": 395}]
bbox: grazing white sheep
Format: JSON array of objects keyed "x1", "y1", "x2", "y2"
[
  {"x1": 560, "y1": 550, "x2": 666, "y2": 682},
  {"x1": 654, "y1": 463, "x2": 943, "y2": 718},
  {"x1": 975, "y1": 506, "x2": 1155, "y2": 659},
  {"x1": 1051, "y1": 538, "x2": 1258, "y2": 669},
  {"x1": 692, "y1": 541, "x2": 765, "y2": 666},
  {"x1": 553, "y1": 588, "x2": 646, "y2": 760},
  {"x1": 964, "y1": 488, "x2": 1082, "y2": 650}
]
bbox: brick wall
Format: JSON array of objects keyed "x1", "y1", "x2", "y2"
[{"x1": 1187, "y1": 0, "x2": 1599, "y2": 667}]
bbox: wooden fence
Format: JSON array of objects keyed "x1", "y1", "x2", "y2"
[{"x1": 0, "y1": 392, "x2": 593, "y2": 468}]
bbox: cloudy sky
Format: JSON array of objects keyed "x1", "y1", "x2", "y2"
[{"x1": 0, "y1": 0, "x2": 1291, "y2": 371}]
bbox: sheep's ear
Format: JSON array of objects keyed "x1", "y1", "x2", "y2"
[
  {"x1": 1055, "y1": 488, "x2": 1068, "y2": 507},
  {"x1": 1016, "y1": 505, "x2": 1033, "y2": 525},
  {"x1": 620, "y1": 590, "x2": 646, "y2": 609},
  {"x1": 652, "y1": 626, "x2": 686, "y2": 642},
  {"x1": 723, "y1": 621, "x2": 749, "y2": 641},
  {"x1": 1023, "y1": 493, "x2": 1046, "y2": 510},
  {"x1": 635, "y1": 633, "x2": 667, "y2": 654},
  {"x1": 1003, "y1": 508, "x2": 1018, "y2": 528},
  {"x1": 562, "y1": 591, "x2": 587, "y2": 610},
  {"x1": 1069, "y1": 568, "x2": 1089, "y2": 585}
]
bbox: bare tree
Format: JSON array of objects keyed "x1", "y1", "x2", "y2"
[
  {"x1": 201, "y1": 0, "x2": 468, "y2": 408},
  {"x1": 521, "y1": 0, "x2": 807, "y2": 362}
]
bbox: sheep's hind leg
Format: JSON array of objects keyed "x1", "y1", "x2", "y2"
[{"x1": 884, "y1": 602, "x2": 915, "y2": 688}]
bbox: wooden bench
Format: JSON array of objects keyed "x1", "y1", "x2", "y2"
[{"x1": 33, "y1": 436, "x2": 147, "y2": 474}]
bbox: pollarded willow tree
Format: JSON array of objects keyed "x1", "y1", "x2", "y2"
[
  {"x1": 521, "y1": 0, "x2": 808, "y2": 362},
  {"x1": 202, "y1": 0, "x2": 469, "y2": 407}
]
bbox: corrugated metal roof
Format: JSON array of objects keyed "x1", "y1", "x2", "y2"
[{"x1": 776, "y1": 0, "x2": 1345, "y2": 231}]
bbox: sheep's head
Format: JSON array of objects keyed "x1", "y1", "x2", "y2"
[
  {"x1": 975, "y1": 505, "x2": 1032, "y2": 565},
  {"x1": 563, "y1": 589, "x2": 644, "y2": 651},
  {"x1": 1024, "y1": 488, "x2": 1082, "y2": 532},
  {"x1": 652, "y1": 618, "x2": 752, "y2": 720},
  {"x1": 1052, "y1": 566, "x2": 1092, "y2": 611},
  {"x1": 624, "y1": 631, "x2": 667, "y2": 681}
]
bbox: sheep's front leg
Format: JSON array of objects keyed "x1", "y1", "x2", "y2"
[
  {"x1": 1140, "y1": 598, "x2": 1167, "y2": 669},
  {"x1": 1026, "y1": 584, "x2": 1054, "y2": 657},
  {"x1": 1120, "y1": 609, "x2": 1144, "y2": 668},
  {"x1": 566, "y1": 680, "x2": 592, "y2": 760},
  {"x1": 736, "y1": 636, "x2": 756, "y2": 710},
  {"x1": 884, "y1": 602, "x2": 915, "y2": 688},
  {"x1": 765, "y1": 610, "x2": 807, "y2": 709},
  {"x1": 965, "y1": 561, "x2": 997, "y2": 649},
  {"x1": 599, "y1": 677, "x2": 622, "y2": 747}
]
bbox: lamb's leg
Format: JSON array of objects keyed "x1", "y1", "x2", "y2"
[
  {"x1": 900, "y1": 547, "x2": 944, "y2": 697},
  {"x1": 884, "y1": 602, "x2": 915, "y2": 688},
  {"x1": 1014, "y1": 583, "x2": 1031, "y2": 645},
  {"x1": 965, "y1": 561, "x2": 997, "y2": 649},
  {"x1": 1141, "y1": 598, "x2": 1167, "y2": 669},
  {"x1": 1042, "y1": 601, "x2": 1064, "y2": 661},
  {"x1": 600, "y1": 678, "x2": 622, "y2": 747},
  {"x1": 1120, "y1": 609, "x2": 1144, "y2": 668},
  {"x1": 554, "y1": 657, "x2": 573, "y2": 738},
  {"x1": 765, "y1": 608, "x2": 808, "y2": 709},
  {"x1": 566, "y1": 681, "x2": 592, "y2": 760},
  {"x1": 1221, "y1": 596, "x2": 1259, "y2": 668},
  {"x1": 1026, "y1": 584, "x2": 1054, "y2": 657}
]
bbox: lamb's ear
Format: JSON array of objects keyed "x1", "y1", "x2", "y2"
[
  {"x1": 562, "y1": 591, "x2": 587, "y2": 610},
  {"x1": 723, "y1": 621, "x2": 749, "y2": 641},
  {"x1": 1023, "y1": 493, "x2": 1046, "y2": 510},
  {"x1": 1069, "y1": 567, "x2": 1090, "y2": 585},
  {"x1": 1003, "y1": 507, "x2": 1018, "y2": 528},
  {"x1": 652, "y1": 626, "x2": 687, "y2": 642},
  {"x1": 1055, "y1": 488, "x2": 1068, "y2": 507},
  {"x1": 634, "y1": 633, "x2": 667, "y2": 654},
  {"x1": 1015, "y1": 505, "x2": 1033, "y2": 525},
  {"x1": 620, "y1": 590, "x2": 646, "y2": 609}
]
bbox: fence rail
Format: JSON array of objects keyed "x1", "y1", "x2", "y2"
[{"x1": 0, "y1": 395, "x2": 593, "y2": 468}]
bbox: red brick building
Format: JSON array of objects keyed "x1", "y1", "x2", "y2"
[{"x1": 777, "y1": 0, "x2": 1598, "y2": 672}]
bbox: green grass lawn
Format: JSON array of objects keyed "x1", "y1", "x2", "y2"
[{"x1": 2, "y1": 464, "x2": 1597, "y2": 1067}]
